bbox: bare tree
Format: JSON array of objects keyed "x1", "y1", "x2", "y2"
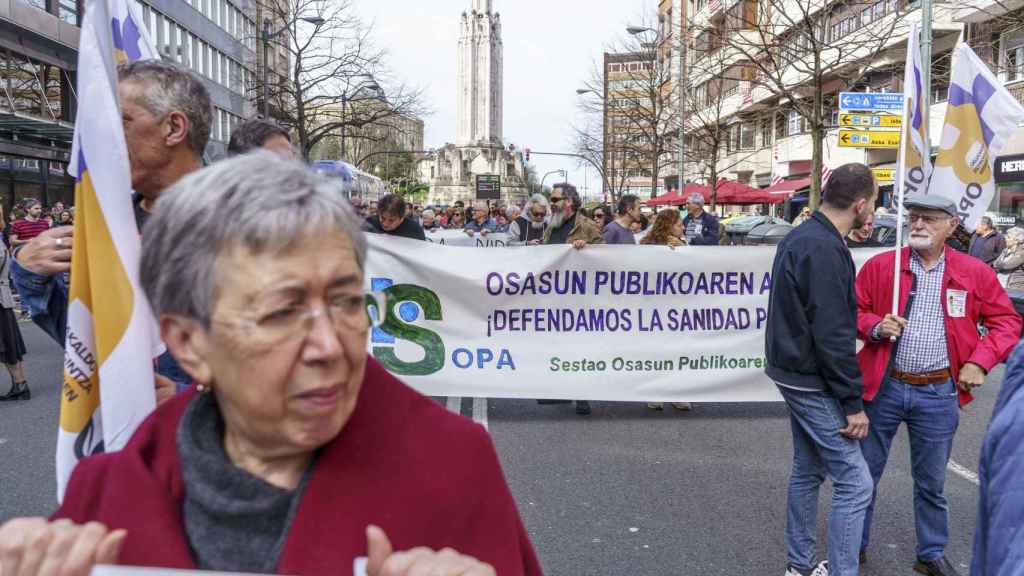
[
  {"x1": 700, "y1": 0, "x2": 908, "y2": 207},
  {"x1": 254, "y1": 0, "x2": 429, "y2": 160},
  {"x1": 573, "y1": 19, "x2": 679, "y2": 201}
]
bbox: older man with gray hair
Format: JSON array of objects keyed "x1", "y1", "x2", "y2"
[
  {"x1": 509, "y1": 194, "x2": 549, "y2": 245},
  {"x1": 10, "y1": 60, "x2": 211, "y2": 391},
  {"x1": 682, "y1": 191, "x2": 720, "y2": 245}
]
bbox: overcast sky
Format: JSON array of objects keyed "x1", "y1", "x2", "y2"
[{"x1": 362, "y1": 0, "x2": 652, "y2": 202}]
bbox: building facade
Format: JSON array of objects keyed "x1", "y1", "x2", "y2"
[
  {"x1": 0, "y1": 0, "x2": 257, "y2": 214},
  {"x1": 603, "y1": 51, "x2": 662, "y2": 197},
  {"x1": 421, "y1": 0, "x2": 527, "y2": 206},
  {"x1": 682, "y1": 0, "x2": 961, "y2": 208}
]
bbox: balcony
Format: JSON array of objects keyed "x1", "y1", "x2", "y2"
[{"x1": 1008, "y1": 81, "x2": 1024, "y2": 108}]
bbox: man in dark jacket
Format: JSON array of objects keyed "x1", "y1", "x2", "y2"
[
  {"x1": 968, "y1": 216, "x2": 1005, "y2": 266},
  {"x1": 765, "y1": 163, "x2": 877, "y2": 576},
  {"x1": 364, "y1": 194, "x2": 426, "y2": 241},
  {"x1": 682, "y1": 193, "x2": 720, "y2": 245},
  {"x1": 972, "y1": 341, "x2": 1024, "y2": 575}
]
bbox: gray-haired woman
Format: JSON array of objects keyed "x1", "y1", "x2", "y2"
[
  {"x1": 994, "y1": 226, "x2": 1024, "y2": 291},
  {"x1": 0, "y1": 153, "x2": 540, "y2": 576}
]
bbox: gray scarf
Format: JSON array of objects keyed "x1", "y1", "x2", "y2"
[{"x1": 177, "y1": 393, "x2": 314, "y2": 572}]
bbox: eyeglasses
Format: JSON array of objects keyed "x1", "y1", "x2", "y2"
[
  {"x1": 215, "y1": 294, "x2": 368, "y2": 348},
  {"x1": 908, "y1": 213, "x2": 951, "y2": 225},
  {"x1": 530, "y1": 211, "x2": 546, "y2": 218},
  {"x1": 550, "y1": 197, "x2": 564, "y2": 204}
]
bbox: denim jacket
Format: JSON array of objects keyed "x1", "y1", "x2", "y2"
[{"x1": 10, "y1": 255, "x2": 68, "y2": 344}]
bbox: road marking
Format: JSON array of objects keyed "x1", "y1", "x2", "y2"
[
  {"x1": 0, "y1": 438, "x2": 7, "y2": 446},
  {"x1": 445, "y1": 396, "x2": 462, "y2": 414},
  {"x1": 947, "y1": 459, "x2": 980, "y2": 486},
  {"x1": 472, "y1": 397, "x2": 488, "y2": 431}
]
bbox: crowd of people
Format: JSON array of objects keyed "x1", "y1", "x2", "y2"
[{"x1": 0, "y1": 59, "x2": 1022, "y2": 576}]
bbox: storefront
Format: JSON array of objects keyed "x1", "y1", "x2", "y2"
[{"x1": 993, "y1": 152, "x2": 1024, "y2": 228}]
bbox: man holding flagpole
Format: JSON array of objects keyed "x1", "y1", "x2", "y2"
[{"x1": 854, "y1": 33, "x2": 1023, "y2": 576}]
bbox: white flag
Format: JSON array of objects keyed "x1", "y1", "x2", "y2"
[
  {"x1": 899, "y1": 22, "x2": 931, "y2": 198},
  {"x1": 58, "y1": 0, "x2": 160, "y2": 502},
  {"x1": 930, "y1": 43, "x2": 1024, "y2": 231}
]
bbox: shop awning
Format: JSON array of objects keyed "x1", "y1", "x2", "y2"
[{"x1": 763, "y1": 177, "x2": 811, "y2": 195}]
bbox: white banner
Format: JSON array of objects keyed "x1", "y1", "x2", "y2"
[
  {"x1": 426, "y1": 229, "x2": 514, "y2": 247},
  {"x1": 365, "y1": 236, "x2": 883, "y2": 402}
]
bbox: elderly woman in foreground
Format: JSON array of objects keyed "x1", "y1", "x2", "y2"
[{"x1": 0, "y1": 153, "x2": 541, "y2": 576}]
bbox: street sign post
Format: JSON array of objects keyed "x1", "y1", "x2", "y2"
[
  {"x1": 871, "y1": 168, "x2": 895, "y2": 183},
  {"x1": 476, "y1": 174, "x2": 501, "y2": 200},
  {"x1": 839, "y1": 113, "x2": 901, "y2": 128},
  {"x1": 838, "y1": 129, "x2": 900, "y2": 149},
  {"x1": 838, "y1": 92, "x2": 905, "y2": 112}
]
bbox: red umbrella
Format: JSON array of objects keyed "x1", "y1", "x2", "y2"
[{"x1": 644, "y1": 189, "x2": 682, "y2": 207}]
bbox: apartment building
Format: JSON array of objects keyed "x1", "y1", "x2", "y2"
[
  {"x1": 603, "y1": 50, "x2": 665, "y2": 198},
  {"x1": 0, "y1": 0, "x2": 264, "y2": 211},
  {"x1": 683, "y1": 0, "x2": 962, "y2": 207},
  {"x1": 959, "y1": 1, "x2": 1024, "y2": 227}
]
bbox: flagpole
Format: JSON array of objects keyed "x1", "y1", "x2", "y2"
[{"x1": 891, "y1": 24, "x2": 916, "y2": 326}]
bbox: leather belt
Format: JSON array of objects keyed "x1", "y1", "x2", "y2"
[{"x1": 889, "y1": 368, "x2": 952, "y2": 386}]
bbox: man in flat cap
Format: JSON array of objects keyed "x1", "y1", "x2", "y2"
[{"x1": 854, "y1": 194, "x2": 1021, "y2": 576}]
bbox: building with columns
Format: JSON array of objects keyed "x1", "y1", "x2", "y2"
[{"x1": 421, "y1": 0, "x2": 527, "y2": 206}]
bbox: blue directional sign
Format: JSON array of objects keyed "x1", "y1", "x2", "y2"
[{"x1": 838, "y1": 92, "x2": 905, "y2": 112}]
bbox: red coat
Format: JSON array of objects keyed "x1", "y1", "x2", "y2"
[
  {"x1": 53, "y1": 357, "x2": 542, "y2": 575},
  {"x1": 855, "y1": 246, "x2": 1021, "y2": 407}
]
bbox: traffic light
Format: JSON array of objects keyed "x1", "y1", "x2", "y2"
[{"x1": 525, "y1": 148, "x2": 531, "y2": 162}]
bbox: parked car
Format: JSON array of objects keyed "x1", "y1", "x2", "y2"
[
  {"x1": 724, "y1": 216, "x2": 770, "y2": 245},
  {"x1": 745, "y1": 220, "x2": 795, "y2": 246}
]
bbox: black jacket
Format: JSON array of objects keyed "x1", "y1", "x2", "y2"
[
  {"x1": 364, "y1": 215, "x2": 426, "y2": 241},
  {"x1": 765, "y1": 211, "x2": 864, "y2": 414},
  {"x1": 682, "y1": 211, "x2": 720, "y2": 245}
]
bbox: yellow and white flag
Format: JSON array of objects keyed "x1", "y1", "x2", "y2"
[
  {"x1": 899, "y1": 22, "x2": 931, "y2": 197},
  {"x1": 930, "y1": 42, "x2": 1024, "y2": 231},
  {"x1": 58, "y1": 0, "x2": 160, "y2": 502}
]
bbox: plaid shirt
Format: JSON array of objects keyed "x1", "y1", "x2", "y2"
[{"x1": 894, "y1": 251, "x2": 950, "y2": 373}]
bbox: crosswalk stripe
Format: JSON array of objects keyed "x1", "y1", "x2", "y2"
[
  {"x1": 472, "y1": 397, "x2": 488, "y2": 431},
  {"x1": 445, "y1": 396, "x2": 462, "y2": 414}
]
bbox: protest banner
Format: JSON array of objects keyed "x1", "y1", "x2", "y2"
[
  {"x1": 425, "y1": 229, "x2": 514, "y2": 247},
  {"x1": 365, "y1": 235, "x2": 884, "y2": 402}
]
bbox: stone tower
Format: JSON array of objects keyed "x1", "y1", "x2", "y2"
[{"x1": 457, "y1": 0, "x2": 503, "y2": 146}]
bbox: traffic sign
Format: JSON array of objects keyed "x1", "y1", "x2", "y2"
[
  {"x1": 871, "y1": 168, "x2": 894, "y2": 183},
  {"x1": 838, "y1": 92, "x2": 905, "y2": 112},
  {"x1": 839, "y1": 113, "x2": 901, "y2": 128},
  {"x1": 838, "y1": 129, "x2": 900, "y2": 149},
  {"x1": 476, "y1": 174, "x2": 501, "y2": 200}
]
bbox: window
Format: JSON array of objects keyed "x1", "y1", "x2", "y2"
[
  {"x1": 740, "y1": 123, "x2": 755, "y2": 149},
  {"x1": 191, "y1": 34, "x2": 201, "y2": 73},
  {"x1": 221, "y1": 109, "x2": 229, "y2": 142},
  {"x1": 1006, "y1": 46, "x2": 1023, "y2": 82},
  {"x1": 21, "y1": 0, "x2": 46, "y2": 10},
  {"x1": 760, "y1": 118, "x2": 772, "y2": 148},
  {"x1": 59, "y1": 0, "x2": 80, "y2": 25},
  {"x1": 787, "y1": 110, "x2": 802, "y2": 135}
]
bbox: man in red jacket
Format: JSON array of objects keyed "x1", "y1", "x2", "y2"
[{"x1": 854, "y1": 195, "x2": 1021, "y2": 576}]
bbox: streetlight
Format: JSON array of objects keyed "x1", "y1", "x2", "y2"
[
  {"x1": 340, "y1": 74, "x2": 381, "y2": 162},
  {"x1": 261, "y1": 15, "x2": 325, "y2": 118},
  {"x1": 540, "y1": 169, "x2": 566, "y2": 194},
  {"x1": 628, "y1": 23, "x2": 686, "y2": 201}
]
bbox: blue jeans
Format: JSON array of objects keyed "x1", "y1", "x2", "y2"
[
  {"x1": 778, "y1": 386, "x2": 873, "y2": 576},
  {"x1": 861, "y1": 377, "x2": 959, "y2": 561}
]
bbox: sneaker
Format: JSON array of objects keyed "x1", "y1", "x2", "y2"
[
  {"x1": 671, "y1": 402, "x2": 692, "y2": 411},
  {"x1": 647, "y1": 402, "x2": 664, "y2": 410},
  {"x1": 913, "y1": 556, "x2": 960, "y2": 576},
  {"x1": 784, "y1": 561, "x2": 828, "y2": 576}
]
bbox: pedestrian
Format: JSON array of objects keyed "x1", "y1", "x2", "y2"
[
  {"x1": 992, "y1": 226, "x2": 1024, "y2": 290},
  {"x1": 494, "y1": 211, "x2": 511, "y2": 233},
  {"x1": 640, "y1": 208, "x2": 691, "y2": 412},
  {"x1": 57, "y1": 210, "x2": 73, "y2": 226},
  {"x1": 602, "y1": 195, "x2": 640, "y2": 245},
  {"x1": 854, "y1": 194, "x2": 1020, "y2": 576},
  {"x1": 420, "y1": 208, "x2": 441, "y2": 232},
  {"x1": 10, "y1": 199, "x2": 50, "y2": 247},
  {"x1": 363, "y1": 194, "x2": 426, "y2": 241},
  {"x1": 793, "y1": 206, "x2": 812, "y2": 226},
  {"x1": 227, "y1": 117, "x2": 294, "y2": 158},
  {"x1": 682, "y1": 193, "x2": 720, "y2": 245},
  {"x1": 541, "y1": 182, "x2": 603, "y2": 416},
  {"x1": 508, "y1": 194, "x2": 548, "y2": 246},
  {"x1": 11, "y1": 60, "x2": 211, "y2": 397},
  {"x1": 765, "y1": 163, "x2": 876, "y2": 576},
  {"x1": 846, "y1": 212, "x2": 883, "y2": 247},
  {"x1": 0, "y1": 241, "x2": 28, "y2": 402},
  {"x1": 464, "y1": 201, "x2": 497, "y2": 237},
  {"x1": 446, "y1": 206, "x2": 467, "y2": 229},
  {"x1": 968, "y1": 216, "x2": 1005, "y2": 266},
  {"x1": 971, "y1": 340, "x2": 1024, "y2": 576},
  {"x1": 630, "y1": 213, "x2": 649, "y2": 235},
  {"x1": 0, "y1": 152, "x2": 541, "y2": 576},
  {"x1": 592, "y1": 205, "x2": 610, "y2": 230}
]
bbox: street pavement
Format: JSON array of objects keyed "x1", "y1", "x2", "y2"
[{"x1": 0, "y1": 322, "x2": 1006, "y2": 575}]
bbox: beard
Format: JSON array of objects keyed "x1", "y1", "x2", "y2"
[
  {"x1": 548, "y1": 210, "x2": 567, "y2": 228},
  {"x1": 908, "y1": 233, "x2": 935, "y2": 251},
  {"x1": 530, "y1": 219, "x2": 546, "y2": 230}
]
